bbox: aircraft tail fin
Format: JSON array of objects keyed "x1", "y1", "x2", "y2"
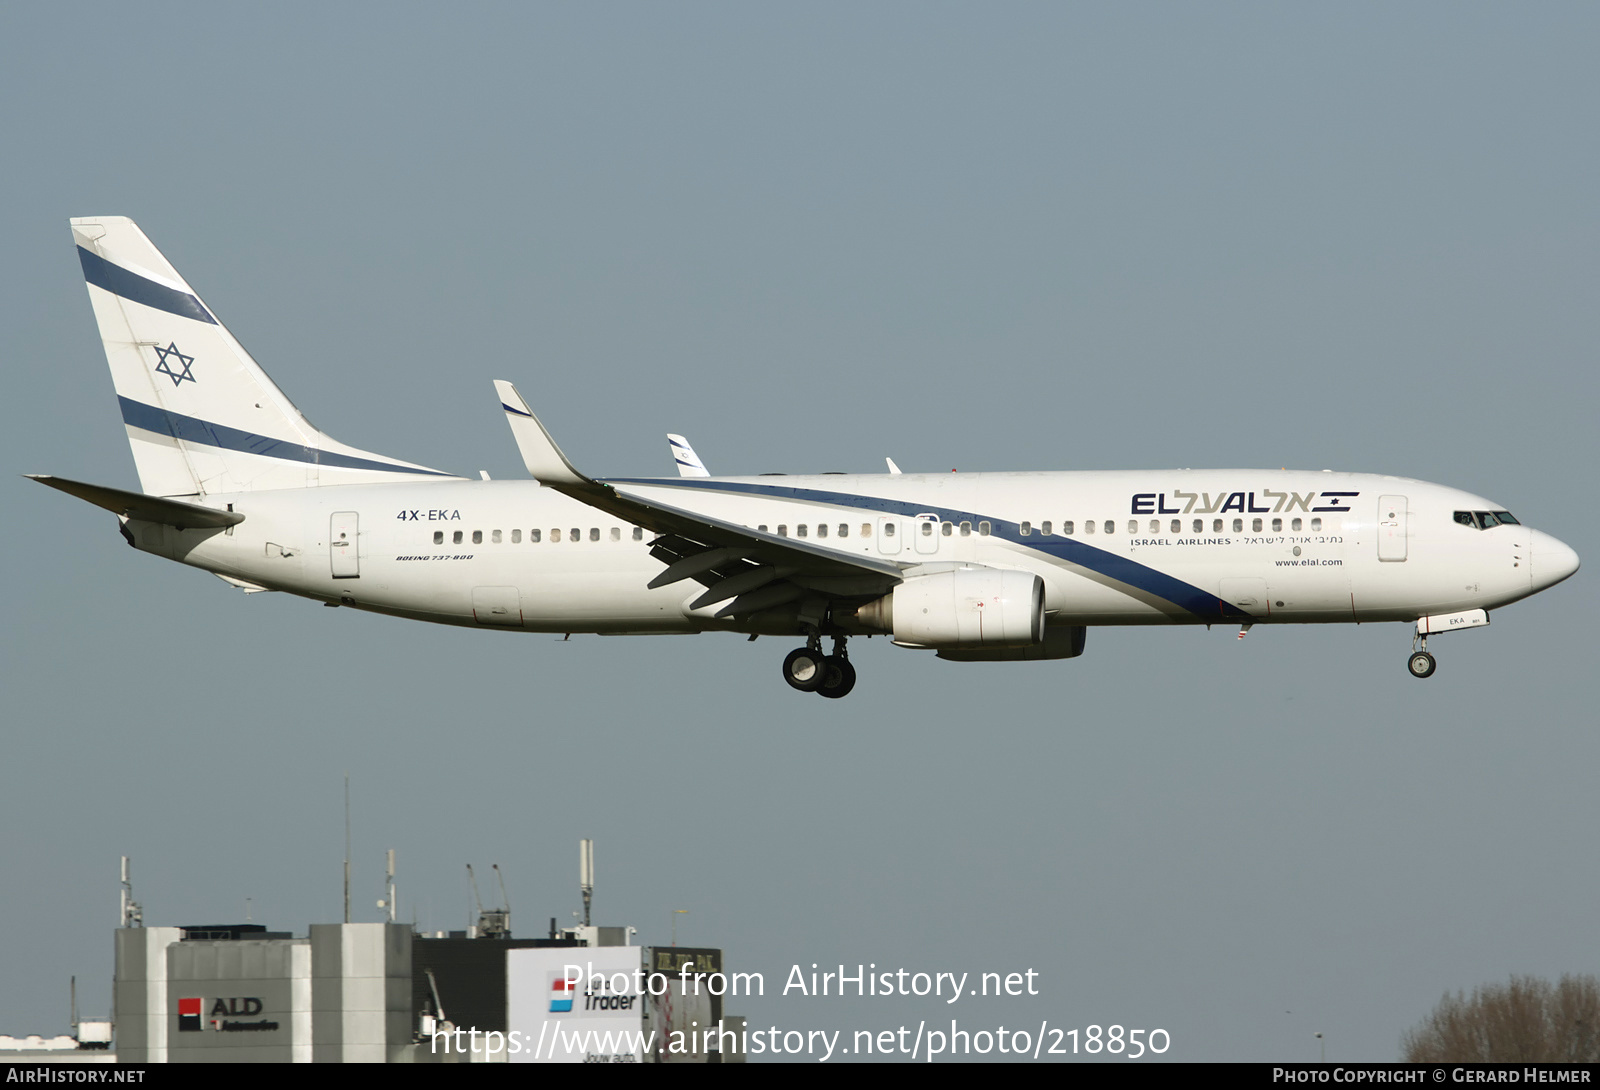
[{"x1": 70, "y1": 217, "x2": 457, "y2": 496}]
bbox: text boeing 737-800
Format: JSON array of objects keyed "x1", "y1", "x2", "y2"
[{"x1": 32, "y1": 217, "x2": 1579, "y2": 698}]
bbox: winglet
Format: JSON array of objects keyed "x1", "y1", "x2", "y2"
[
  {"x1": 493, "y1": 380, "x2": 589, "y2": 486},
  {"x1": 667, "y1": 433, "x2": 711, "y2": 477},
  {"x1": 886, "y1": 457, "x2": 903, "y2": 475}
]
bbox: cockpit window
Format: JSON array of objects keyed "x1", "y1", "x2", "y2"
[{"x1": 1454, "y1": 510, "x2": 1520, "y2": 530}]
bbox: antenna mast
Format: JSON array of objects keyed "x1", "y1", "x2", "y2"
[
  {"x1": 579, "y1": 839, "x2": 594, "y2": 928},
  {"x1": 119, "y1": 856, "x2": 142, "y2": 928}
]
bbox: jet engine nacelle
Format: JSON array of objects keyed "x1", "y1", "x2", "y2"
[{"x1": 853, "y1": 569, "x2": 1045, "y2": 649}]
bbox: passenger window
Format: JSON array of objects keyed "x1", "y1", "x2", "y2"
[
  {"x1": 884, "y1": 523, "x2": 895, "y2": 538},
  {"x1": 1252, "y1": 518, "x2": 1262, "y2": 532},
  {"x1": 921, "y1": 521, "x2": 933, "y2": 537},
  {"x1": 1291, "y1": 518, "x2": 1302, "y2": 532},
  {"x1": 1212, "y1": 519, "x2": 1222, "y2": 533},
  {"x1": 1232, "y1": 519, "x2": 1242, "y2": 533},
  {"x1": 839, "y1": 523, "x2": 849, "y2": 538},
  {"x1": 433, "y1": 531, "x2": 443, "y2": 545},
  {"x1": 758, "y1": 525, "x2": 768, "y2": 533},
  {"x1": 1271, "y1": 518, "x2": 1281, "y2": 532},
  {"x1": 1063, "y1": 521, "x2": 1074, "y2": 536},
  {"x1": 797, "y1": 524, "x2": 808, "y2": 538},
  {"x1": 1020, "y1": 521, "x2": 1032, "y2": 536},
  {"x1": 610, "y1": 527, "x2": 620, "y2": 542},
  {"x1": 1310, "y1": 518, "x2": 1322, "y2": 531},
  {"x1": 1192, "y1": 519, "x2": 1202, "y2": 533},
  {"x1": 472, "y1": 530, "x2": 483, "y2": 544},
  {"x1": 817, "y1": 523, "x2": 829, "y2": 538},
  {"x1": 531, "y1": 529, "x2": 542, "y2": 543},
  {"x1": 570, "y1": 528, "x2": 580, "y2": 542},
  {"x1": 1150, "y1": 520, "x2": 1159, "y2": 533},
  {"x1": 589, "y1": 528, "x2": 599, "y2": 541},
  {"x1": 453, "y1": 531, "x2": 463, "y2": 545},
  {"x1": 942, "y1": 522, "x2": 953, "y2": 537},
  {"x1": 979, "y1": 521, "x2": 991, "y2": 536},
  {"x1": 960, "y1": 521, "x2": 972, "y2": 536},
  {"x1": 1170, "y1": 520, "x2": 1180, "y2": 534},
  {"x1": 1104, "y1": 521, "x2": 1114, "y2": 534},
  {"x1": 551, "y1": 528, "x2": 561, "y2": 542},
  {"x1": 778, "y1": 525, "x2": 788, "y2": 536},
  {"x1": 632, "y1": 526, "x2": 644, "y2": 541},
  {"x1": 1041, "y1": 521, "x2": 1052, "y2": 535},
  {"x1": 1128, "y1": 520, "x2": 1138, "y2": 535},
  {"x1": 861, "y1": 523, "x2": 872, "y2": 538},
  {"x1": 511, "y1": 529, "x2": 521, "y2": 543},
  {"x1": 1084, "y1": 520, "x2": 1095, "y2": 535},
  {"x1": 491, "y1": 529, "x2": 501, "y2": 543}
]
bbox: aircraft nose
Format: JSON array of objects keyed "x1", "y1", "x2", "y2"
[{"x1": 1531, "y1": 529, "x2": 1580, "y2": 590}]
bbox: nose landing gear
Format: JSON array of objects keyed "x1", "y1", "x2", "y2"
[
  {"x1": 782, "y1": 635, "x2": 857, "y2": 698},
  {"x1": 1407, "y1": 630, "x2": 1437, "y2": 679}
]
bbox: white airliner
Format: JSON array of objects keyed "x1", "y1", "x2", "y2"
[{"x1": 34, "y1": 217, "x2": 1580, "y2": 699}]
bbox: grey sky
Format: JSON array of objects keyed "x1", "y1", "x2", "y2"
[{"x1": 3, "y1": 3, "x2": 1596, "y2": 1061}]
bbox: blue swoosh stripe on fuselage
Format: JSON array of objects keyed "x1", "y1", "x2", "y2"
[
  {"x1": 78, "y1": 247, "x2": 218, "y2": 325},
  {"x1": 600, "y1": 476, "x2": 1250, "y2": 620},
  {"x1": 119, "y1": 397, "x2": 456, "y2": 477}
]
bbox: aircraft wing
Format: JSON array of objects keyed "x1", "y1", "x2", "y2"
[{"x1": 494, "y1": 381, "x2": 901, "y2": 615}]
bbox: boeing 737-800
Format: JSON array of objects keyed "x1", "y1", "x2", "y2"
[{"x1": 33, "y1": 217, "x2": 1580, "y2": 699}]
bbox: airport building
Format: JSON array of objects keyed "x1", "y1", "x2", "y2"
[{"x1": 6, "y1": 848, "x2": 741, "y2": 1063}]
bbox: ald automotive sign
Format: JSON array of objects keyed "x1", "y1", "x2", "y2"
[{"x1": 178, "y1": 996, "x2": 280, "y2": 1032}]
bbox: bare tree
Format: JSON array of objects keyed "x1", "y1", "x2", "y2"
[{"x1": 1403, "y1": 974, "x2": 1600, "y2": 1062}]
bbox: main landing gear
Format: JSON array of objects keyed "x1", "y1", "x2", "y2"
[
  {"x1": 1408, "y1": 631, "x2": 1437, "y2": 679},
  {"x1": 782, "y1": 635, "x2": 857, "y2": 699}
]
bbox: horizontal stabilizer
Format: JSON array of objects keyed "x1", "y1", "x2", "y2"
[
  {"x1": 27, "y1": 474, "x2": 243, "y2": 529},
  {"x1": 494, "y1": 380, "x2": 589, "y2": 487}
]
